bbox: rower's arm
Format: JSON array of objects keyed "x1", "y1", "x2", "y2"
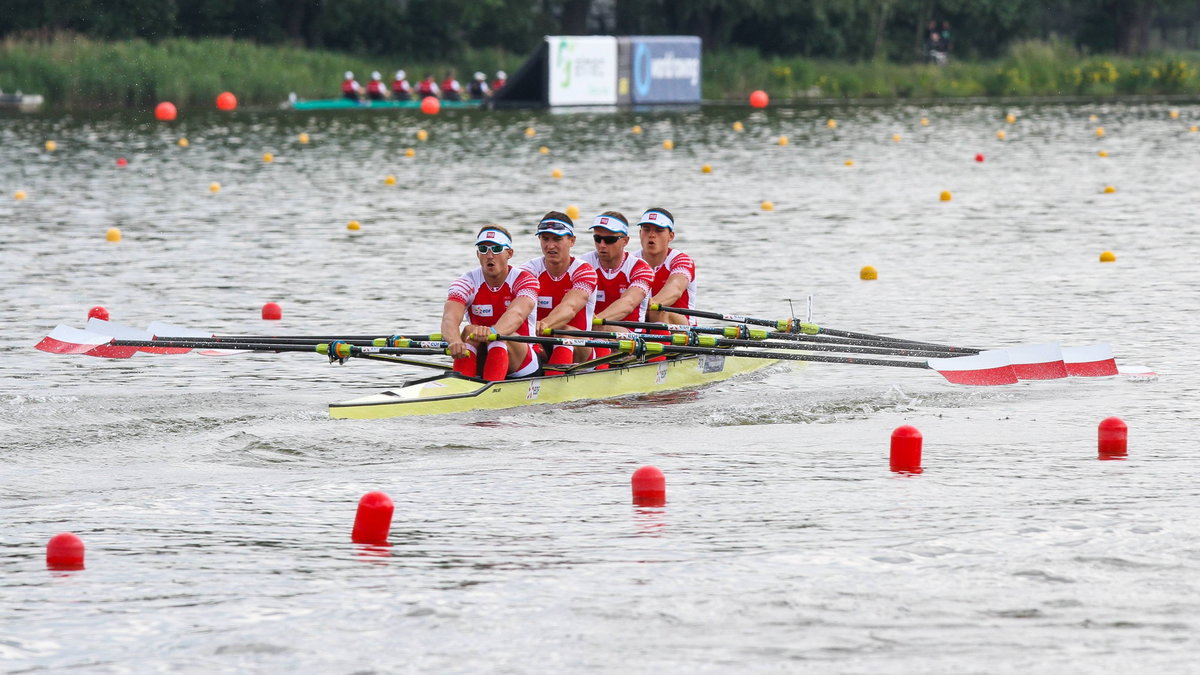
[
  {"x1": 539, "y1": 288, "x2": 589, "y2": 331},
  {"x1": 649, "y1": 273, "x2": 690, "y2": 307},
  {"x1": 493, "y1": 296, "x2": 536, "y2": 335},
  {"x1": 596, "y1": 287, "x2": 646, "y2": 322},
  {"x1": 440, "y1": 300, "x2": 466, "y2": 344}
]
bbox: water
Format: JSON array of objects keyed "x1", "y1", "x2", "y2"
[{"x1": 2, "y1": 102, "x2": 1198, "y2": 672}]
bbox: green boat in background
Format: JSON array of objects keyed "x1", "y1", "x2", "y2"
[{"x1": 285, "y1": 94, "x2": 482, "y2": 111}]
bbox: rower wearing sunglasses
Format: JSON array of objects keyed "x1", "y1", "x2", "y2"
[
  {"x1": 440, "y1": 225, "x2": 540, "y2": 381},
  {"x1": 518, "y1": 211, "x2": 598, "y2": 367},
  {"x1": 580, "y1": 211, "x2": 654, "y2": 365},
  {"x1": 633, "y1": 207, "x2": 697, "y2": 326}
]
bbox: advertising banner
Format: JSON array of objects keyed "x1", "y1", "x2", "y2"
[
  {"x1": 546, "y1": 36, "x2": 618, "y2": 106},
  {"x1": 619, "y1": 36, "x2": 702, "y2": 104}
]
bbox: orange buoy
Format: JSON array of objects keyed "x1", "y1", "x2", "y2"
[
  {"x1": 748, "y1": 90, "x2": 769, "y2": 108},
  {"x1": 215, "y1": 91, "x2": 237, "y2": 111},
  {"x1": 890, "y1": 425, "x2": 923, "y2": 474},
  {"x1": 351, "y1": 491, "x2": 394, "y2": 544},
  {"x1": 154, "y1": 101, "x2": 177, "y2": 121},
  {"x1": 46, "y1": 533, "x2": 85, "y2": 570},
  {"x1": 420, "y1": 96, "x2": 440, "y2": 115},
  {"x1": 631, "y1": 466, "x2": 666, "y2": 506},
  {"x1": 261, "y1": 302, "x2": 282, "y2": 320},
  {"x1": 1098, "y1": 416, "x2": 1127, "y2": 459}
]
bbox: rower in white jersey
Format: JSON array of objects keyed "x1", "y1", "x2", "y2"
[
  {"x1": 518, "y1": 211, "x2": 597, "y2": 367},
  {"x1": 633, "y1": 207, "x2": 697, "y2": 326},
  {"x1": 579, "y1": 211, "x2": 654, "y2": 366}
]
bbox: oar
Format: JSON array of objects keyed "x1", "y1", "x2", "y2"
[
  {"x1": 95, "y1": 339, "x2": 449, "y2": 363},
  {"x1": 650, "y1": 304, "x2": 969, "y2": 351},
  {"x1": 595, "y1": 318, "x2": 982, "y2": 354},
  {"x1": 550, "y1": 329, "x2": 965, "y2": 359}
]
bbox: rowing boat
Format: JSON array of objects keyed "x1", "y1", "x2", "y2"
[
  {"x1": 329, "y1": 353, "x2": 776, "y2": 419},
  {"x1": 285, "y1": 96, "x2": 481, "y2": 111},
  {"x1": 0, "y1": 91, "x2": 44, "y2": 112}
]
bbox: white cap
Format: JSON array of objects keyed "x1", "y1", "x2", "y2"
[
  {"x1": 589, "y1": 214, "x2": 629, "y2": 236},
  {"x1": 474, "y1": 72, "x2": 485, "y2": 81},
  {"x1": 371, "y1": 71, "x2": 381, "y2": 80},
  {"x1": 496, "y1": 71, "x2": 507, "y2": 79},
  {"x1": 396, "y1": 70, "x2": 406, "y2": 80},
  {"x1": 475, "y1": 228, "x2": 513, "y2": 249},
  {"x1": 637, "y1": 208, "x2": 674, "y2": 231},
  {"x1": 344, "y1": 71, "x2": 354, "y2": 79}
]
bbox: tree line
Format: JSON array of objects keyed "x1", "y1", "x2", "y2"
[{"x1": 3, "y1": 0, "x2": 1198, "y2": 61}]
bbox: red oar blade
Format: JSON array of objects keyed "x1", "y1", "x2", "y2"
[
  {"x1": 36, "y1": 325, "x2": 115, "y2": 355},
  {"x1": 147, "y1": 321, "x2": 240, "y2": 356},
  {"x1": 1003, "y1": 342, "x2": 1068, "y2": 380},
  {"x1": 1062, "y1": 344, "x2": 1119, "y2": 377},
  {"x1": 85, "y1": 318, "x2": 186, "y2": 355},
  {"x1": 927, "y1": 350, "x2": 1019, "y2": 385}
]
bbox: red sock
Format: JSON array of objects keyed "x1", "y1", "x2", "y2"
[
  {"x1": 453, "y1": 348, "x2": 478, "y2": 377},
  {"x1": 593, "y1": 346, "x2": 611, "y2": 370},
  {"x1": 482, "y1": 344, "x2": 509, "y2": 381}
]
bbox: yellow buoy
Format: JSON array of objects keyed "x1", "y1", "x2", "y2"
[
  {"x1": 826, "y1": 119, "x2": 837, "y2": 129},
  {"x1": 262, "y1": 152, "x2": 274, "y2": 163},
  {"x1": 732, "y1": 121, "x2": 744, "y2": 132},
  {"x1": 631, "y1": 124, "x2": 643, "y2": 135},
  {"x1": 416, "y1": 129, "x2": 428, "y2": 141},
  {"x1": 106, "y1": 227, "x2": 121, "y2": 242},
  {"x1": 919, "y1": 117, "x2": 929, "y2": 127},
  {"x1": 940, "y1": 190, "x2": 952, "y2": 202},
  {"x1": 178, "y1": 138, "x2": 189, "y2": 148},
  {"x1": 384, "y1": 175, "x2": 396, "y2": 185},
  {"x1": 538, "y1": 146, "x2": 549, "y2": 155},
  {"x1": 844, "y1": 159, "x2": 854, "y2": 166},
  {"x1": 525, "y1": 127, "x2": 536, "y2": 138},
  {"x1": 1005, "y1": 113, "x2": 1016, "y2": 124},
  {"x1": 1190, "y1": 126, "x2": 1199, "y2": 133},
  {"x1": 761, "y1": 200, "x2": 774, "y2": 211},
  {"x1": 996, "y1": 130, "x2": 1006, "y2": 140},
  {"x1": 891, "y1": 133, "x2": 902, "y2": 142},
  {"x1": 860, "y1": 265, "x2": 878, "y2": 280},
  {"x1": 1089, "y1": 114, "x2": 1099, "y2": 122},
  {"x1": 777, "y1": 135, "x2": 789, "y2": 146},
  {"x1": 404, "y1": 148, "x2": 415, "y2": 158},
  {"x1": 663, "y1": 139, "x2": 674, "y2": 150},
  {"x1": 701, "y1": 163, "x2": 712, "y2": 174},
  {"x1": 566, "y1": 205, "x2": 580, "y2": 220},
  {"x1": 1103, "y1": 185, "x2": 1116, "y2": 193},
  {"x1": 551, "y1": 167, "x2": 563, "y2": 179},
  {"x1": 1095, "y1": 127, "x2": 1105, "y2": 137},
  {"x1": 44, "y1": 140, "x2": 57, "y2": 152},
  {"x1": 1099, "y1": 250, "x2": 1116, "y2": 262},
  {"x1": 1170, "y1": 110, "x2": 1180, "y2": 119},
  {"x1": 1098, "y1": 150, "x2": 1109, "y2": 157},
  {"x1": 298, "y1": 132, "x2": 310, "y2": 144},
  {"x1": 14, "y1": 190, "x2": 27, "y2": 201},
  {"x1": 209, "y1": 182, "x2": 221, "y2": 193},
  {"x1": 347, "y1": 220, "x2": 361, "y2": 231}
]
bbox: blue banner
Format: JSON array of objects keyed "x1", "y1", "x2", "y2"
[{"x1": 627, "y1": 37, "x2": 701, "y2": 104}]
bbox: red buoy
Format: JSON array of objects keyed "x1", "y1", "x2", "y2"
[
  {"x1": 154, "y1": 101, "x2": 177, "y2": 121},
  {"x1": 749, "y1": 90, "x2": 769, "y2": 109},
  {"x1": 974, "y1": 153, "x2": 985, "y2": 162},
  {"x1": 351, "y1": 491, "x2": 394, "y2": 544},
  {"x1": 46, "y1": 532, "x2": 85, "y2": 570},
  {"x1": 1098, "y1": 416, "x2": 1128, "y2": 459},
  {"x1": 420, "y1": 96, "x2": 441, "y2": 115},
  {"x1": 87, "y1": 305, "x2": 109, "y2": 321},
  {"x1": 116, "y1": 157, "x2": 128, "y2": 167},
  {"x1": 631, "y1": 465, "x2": 666, "y2": 506},
  {"x1": 261, "y1": 302, "x2": 282, "y2": 320},
  {"x1": 216, "y1": 91, "x2": 238, "y2": 111},
  {"x1": 890, "y1": 425, "x2": 923, "y2": 474}
]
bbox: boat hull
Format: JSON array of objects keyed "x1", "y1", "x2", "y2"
[
  {"x1": 288, "y1": 98, "x2": 481, "y2": 111},
  {"x1": 329, "y1": 355, "x2": 776, "y2": 419}
]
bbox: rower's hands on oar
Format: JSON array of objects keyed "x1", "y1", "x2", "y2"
[{"x1": 460, "y1": 324, "x2": 495, "y2": 345}]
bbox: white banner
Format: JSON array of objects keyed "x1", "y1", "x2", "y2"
[{"x1": 546, "y1": 36, "x2": 618, "y2": 106}]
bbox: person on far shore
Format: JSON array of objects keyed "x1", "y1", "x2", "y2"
[
  {"x1": 365, "y1": 71, "x2": 388, "y2": 101},
  {"x1": 416, "y1": 73, "x2": 440, "y2": 99},
  {"x1": 468, "y1": 72, "x2": 491, "y2": 100},
  {"x1": 940, "y1": 21, "x2": 953, "y2": 59},
  {"x1": 341, "y1": 71, "x2": 362, "y2": 100},
  {"x1": 441, "y1": 72, "x2": 463, "y2": 102},
  {"x1": 492, "y1": 70, "x2": 507, "y2": 92},
  {"x1": 391, "y1": 70, "x2": 412, "y2": 100}
]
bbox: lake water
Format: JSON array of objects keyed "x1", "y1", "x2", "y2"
[{"x1": 2, "y1": 101, "x2": 1198, "y2": 672}]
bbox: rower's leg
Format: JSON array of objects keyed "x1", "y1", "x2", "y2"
[
  {"x1": 592, "y1": 346, "x2": 612, "y2": 369},
  {"x1": 482, "y1": 342, "x2": 511, "y2": 381},
  {"x1": 453, "y1": 344, "x2": 479, "y2": 377},
  {"x1": 547, "y1": 344, "x2": 574, "y2": 372}
]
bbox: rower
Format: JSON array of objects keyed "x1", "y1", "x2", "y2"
[
  {"x1": 580, "y1": 211, "x2": 654, "y2": 365},
  {"x1": 391, "y1": 70, "x2": 412, "y2": 99},
  {"x1": 416, "y1": 74, "x2": 440, "y2": 99},
  {"x1": 441, "y1": 225, "x2": 540, "y2": 382},
  {"x1": 468, "y1": 72, "x2": 491, "y2": 100},
  {"x1": 341, "y1": 71, "x2": 362, "y2": 101},
  {"x1": 492, "y1": 70, "x2": 507, "y2": 92},
  {"x1": 519, "y1": 212, "x2": 597, "y2": 367},
  {"x1": 365, "y1": 71, "x2": 388, "y2": 101},
  {"x1": 441, "y1": 72, "x2": 463, "y2": 101},
  {"x1": 634, "y1": 207, "x2": 697, "y2": 326}
]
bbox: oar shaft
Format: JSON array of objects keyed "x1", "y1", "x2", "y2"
[
  {"x1": 553, "y1": 329, "x2": 962, "y2": 358},
  {"x1": 108, "y1": 339, "x2": 447, "y2": 357},
  {"x1": 656, "y1": 344, "x2": 933, "y2": 369}
]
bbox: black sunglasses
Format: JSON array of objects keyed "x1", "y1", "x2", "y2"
[{"x1": 593, "y1": 235, "x2": 622, "y2": 244}]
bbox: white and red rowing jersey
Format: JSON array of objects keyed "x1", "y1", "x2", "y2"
[
  {"x1": 366, "y1": 79, "x2": 387, "y2": 96},
  {"x1": 580, "y1": 251, "x2": 653, "y2": 322},
  {"x1": 447, "y1": 266, "x2": 539, "y2": 335},
  {"x1": 635, "y1": 248, "x2": 697, "y2": 320},
  {"x1": 519, "y1": 256, "x2": 597, "y2": 329}
]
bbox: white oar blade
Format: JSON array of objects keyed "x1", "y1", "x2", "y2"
[
  {"x1": 928, "y1": 349, "x2": 1018, "y2": 386},
  {"x1": 35, "y1": 325, "x2": 114, "y2": 355},
  {"x1": 1062, "y1": 344, "x2": 1118, "y2": 377},
  {"x1": 1004, "y1": 342, "x2": 1068, "y2": 380},
  {"x1": 147, "y1": 321, "x2": 240, "y2": 357}
]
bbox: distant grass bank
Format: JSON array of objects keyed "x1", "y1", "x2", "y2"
[{"x1": 2, "y1": 35, "x2": 1199, "y2": 110}]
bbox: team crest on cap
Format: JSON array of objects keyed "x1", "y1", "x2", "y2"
[
  {"x1": 484, "y1": 231, "x2": 496, "y2": 239},
  {"x1": 599, "y1": 217, "x2": 609, "y2": 225},
  {"x1": 647, "y1": 213, "x2": 658, "y2": 221}
]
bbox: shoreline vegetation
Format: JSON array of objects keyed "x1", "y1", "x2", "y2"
[{"x1": 2, "y1": 35, "x2": 1199, "y2": 110}]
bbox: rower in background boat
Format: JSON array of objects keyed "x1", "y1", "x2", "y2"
[
  {"x1": 416, "y1": 74, "x2": 440, "y2": 99},
  {"x1": 441, "y1": 226, "x2": 540, "y2": 382},
  {"x1": 580, "y1": 212, "x2": 654, "y2": 366},
  {"x1": 468, "y1": 72, "x2": 491, "y2": 100},
  {"x1": 391, "y1": 70, "x2": 412, "y2": 100},
  {"x1": 341, "y1": 71, "x2": 363, "y2": 101},
  {"x1": 634, "y1": 207, "x2": 697, "y2": 326},
  {"x1": 519, "y1": 212, "x2": 597, "y2": 368},
  {"x1": 365, "y1": 71, "x2": 388, "y2": 101},
  {"x1": 492, "y1": 70, "x2": 507, "y2": 92},
  {"x1": 441, "y1": 71, "x2": 463, "y2": 101}
]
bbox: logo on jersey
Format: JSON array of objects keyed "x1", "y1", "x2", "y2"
[
  {"x1": 470, "y1": 305, "x2": 494, "y2": 317},
  {"x1": 538, "y1": 296, "x2": 553, "y2": 309},
  {"x1": 595, "y1": 290, "x2": 606, "y2": 303}
]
